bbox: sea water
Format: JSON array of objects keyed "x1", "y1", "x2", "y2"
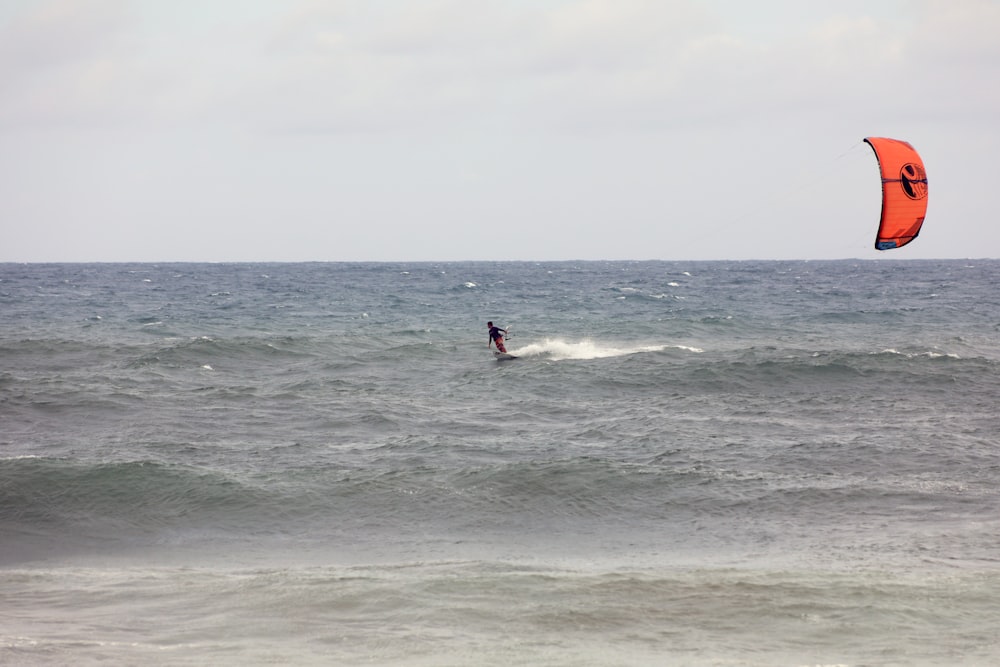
[{"x1": 2, "y1": 260, "x2": 999, "y2": 666}]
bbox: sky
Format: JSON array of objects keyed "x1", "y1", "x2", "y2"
[{"x1": 1, "y1": 0, "x2": 998, "y2": 262}]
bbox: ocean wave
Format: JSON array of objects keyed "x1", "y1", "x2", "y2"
[
  {"x1": 125, "y1": 335, "x2": 328, "y2": 369},
  {"x1": 0, "y1": 458, "x2": 287, "y2": 552},
  {"x1": 3, "y1": 448, "x2": 995, "y2": 572},
  {"x1": 669, "y1": 345, "x2": 997, "y2": 390},
  {"x1": 0, "y1": 455, "x2": 715, "y2": 554}
]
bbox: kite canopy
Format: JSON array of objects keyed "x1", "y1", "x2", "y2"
[{"x1": 864, "y1": 137, "x2": 928, "y2": 250}]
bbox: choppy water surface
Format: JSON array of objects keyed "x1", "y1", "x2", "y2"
[{"x1": 2, "y1": 261, "x2": 999, "y2": 665}]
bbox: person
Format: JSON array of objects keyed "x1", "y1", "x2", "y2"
[{"x1": 487, "y1": 321, "x2": 507, "y2": 353}]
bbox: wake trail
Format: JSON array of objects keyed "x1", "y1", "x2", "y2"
[{"x1": 508, "y1": 338, "x2": 703, "y2": 361}]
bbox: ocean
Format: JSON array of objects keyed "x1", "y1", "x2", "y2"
[{"x1": 2, "y1": 260, "x2": 999, "y2": 666}]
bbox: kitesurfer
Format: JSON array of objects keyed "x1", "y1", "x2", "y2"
[{"x1": 487, "y1": 321, "x2": 507, "y2": 353}]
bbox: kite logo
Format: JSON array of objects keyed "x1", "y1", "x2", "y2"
[{"x1": 900, "y1": 163, "x2": 928, "y2": 200}]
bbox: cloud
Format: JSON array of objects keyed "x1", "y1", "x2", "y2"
[
  {"x1": 233, "y1": 1, "x2": 736, "y2": 134},
  {"x1": 908, "y1": 0, "x2": 1000, "y2": 119},
  {"x1": 0, "y1": 0, "x2": 140, "y2": 128},
  {"x1": 211, "y1": 0, "x2": 1000, "y2": 137},
  {"x1": 4, "y1": 0, "x2": 998, "y2": 136}
]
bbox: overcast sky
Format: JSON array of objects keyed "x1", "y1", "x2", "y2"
[{"x1": 1, "y1": 0, "x2": 998, "y2": 262}]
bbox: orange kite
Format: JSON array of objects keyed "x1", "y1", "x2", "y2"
[{"x1": 864, "y1": 137, "x2": 929, "y2": 250}]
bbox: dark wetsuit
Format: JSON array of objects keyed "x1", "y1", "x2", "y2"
[{"x1": 488, "y1": 326, "x2": 507, "y2": 353}]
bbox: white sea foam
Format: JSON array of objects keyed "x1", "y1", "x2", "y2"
[
  {"x1": 510, "y1": 338, "x2": 701, "y2": 361},
  {"x1": 879, "y1": 348, "x2": 960, "y2": 359}
]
